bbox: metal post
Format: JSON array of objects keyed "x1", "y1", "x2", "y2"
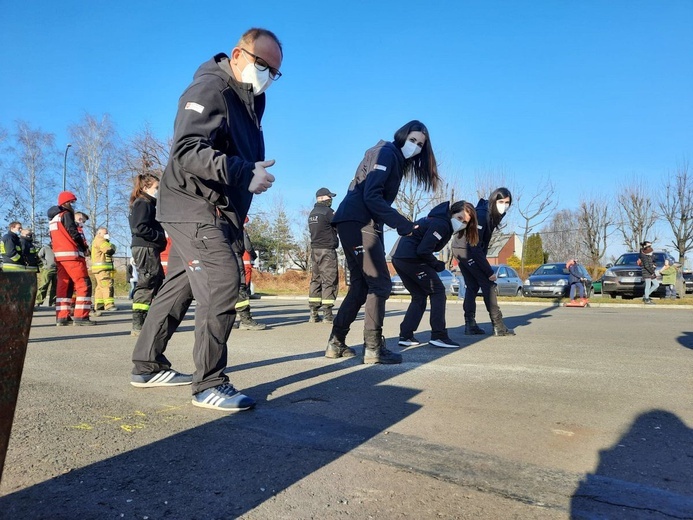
[{"x1": 62, "y1": 143, "x2": 72, "y2": 191}]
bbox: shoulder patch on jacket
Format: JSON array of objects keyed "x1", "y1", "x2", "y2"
[
  {"x1": 374, "y1": 164, "x2": 387, "y2": 171},
  {"x1": 433, "y1": 231, "x2": 442, "y2": 240},
  {"x1": 185, "y1": 102, "x2": 205, "y2": 114}
]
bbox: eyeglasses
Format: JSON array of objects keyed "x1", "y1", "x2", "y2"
[{"x1": 240, "y1": 48, "x2": 282, "y2": 81}]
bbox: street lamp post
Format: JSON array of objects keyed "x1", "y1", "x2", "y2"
[{"x1": 62, "y1": 144, "x2": 72, "y2": 191}]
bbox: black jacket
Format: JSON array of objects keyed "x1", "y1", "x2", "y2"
[
  {"x1": 309, "y1": 202, "x2": 338, "y2": 249},
  {"x1": 20, "y1": 236, "x2": 39, "y2": 268},
  {"x1": 130, "y1": 195, "x2": 167, "y2": 251},
  {"x1": 158, "y1": 53, "x2": 266, "y2": 232},
  {"x1": 391, "y1": 202, "x2": 451, "y2": 270},
  {"x1": 451, "y1": 198, "x2": 505, "y2": 278},
  {"x1": 332, "y1": 140, "x2": 414, "y2": 236},
  {"x1": 639, "y1": 251, "x2": 657, "y2": 278},
  {"x1": 1, "y1": 232, "x2": 22, "y2": 266}
]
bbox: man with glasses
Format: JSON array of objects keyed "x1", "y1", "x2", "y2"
[{"x1": 130, "y1": 28, "x2": 283, "y2": 412}]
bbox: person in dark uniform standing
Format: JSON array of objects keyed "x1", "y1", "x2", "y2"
[
  {"x1": 233, "y1": 219, "x2": 265, "y2": 330},
  {"x1": 308, "y1": 187, "x2": 339, "y2": 323},
  {"x1": 1, "y1": 222, "x2": 24, "y2": 272},
  {"x1": 325, "y1": 120, "x2": 440, "y2": 364},
  {"x1": 452, "y1": 187, "x2": 515, "y2": 336},
  {"x1": 130, "y1": 28, "x2": 282, "y2": 412},
  {"x1": 392, "y1": 200, "x2": 478, "y2": 348},
  {"x1": 129, "y1": 173, "x2": 167, "y2": 336}
]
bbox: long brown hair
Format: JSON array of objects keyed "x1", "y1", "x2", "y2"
[
  {"x1": 129, "y1": 174, "x2": 159, "y2": 207},
  {"x1": 450, "y1": 200, "x2": 479, "y2": 246}
]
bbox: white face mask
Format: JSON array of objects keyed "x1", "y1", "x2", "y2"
[
  {"x1": 451, "y1": 219, "x2": 467, "y2": 232},
  {"x1": 401, "y1": 140, "x2": 422, "y2": 159},
  {"x1": 240, "y1": 53, "x2": 271, "y2": 96},
  {"x1": 496, "y1": 201, "x2": 509, "y2": 215},
  {"x1": 103, "y1": 234, "x2": 110, "y2": 240},
  {"x1": 150, "y1": 190, "x2": 158, "y2": 199}
]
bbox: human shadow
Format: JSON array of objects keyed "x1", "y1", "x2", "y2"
[
  {"x1": 570, "y1": 409, "x2": 693, "y2": 519},
  {"x1": 677, "y1": 331, "x2": 693, "y2": 350},
  {"x1": 0, "y1": 301, "x2": 557, "y2": 518}
]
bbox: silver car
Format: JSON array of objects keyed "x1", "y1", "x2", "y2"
[
  {"x1": 391, "y1": 269, "x2": 457, "y2": 296},
  {"x1": 454, "y1": 264, "x2": 524, "y2": 298}
]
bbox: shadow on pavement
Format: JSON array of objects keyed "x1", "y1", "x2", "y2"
[
  {"x1": 570, "y1": 409, "x2": 693, "y2": 519},
  {"x1": 0, "y1": 303, "x2": 557, "y2": 518}
]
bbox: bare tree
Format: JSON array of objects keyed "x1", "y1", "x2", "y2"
[
  {"x1": 4, "y1": 121, "x2": 58, "y2": 242},
  {"x1": 68, "y1": 113, "x2": 122, "y2": 241},
  {"x1": 578, "y1": 197, "x2": 613, "y2": 273},
  {"x1": 474, "y1": 168, "x2": 518, "y2": 253},
  {"x1": 658, "y1": 160, "x2": 693, "y2": 264},
  {"x1": 515, "y1": 179, "x2": 558, "y2": 271},
  {"x1": 394, "y1": 173, "x2": 440, "y2": 221},
  {"x1": 541, "y1": 209, "x2": 585, "y2": 263},
  {"x1": 616, "y1": 178, "x2": 658, "y2": 250},
  {"x1": 124, "y1": 122, "x2": 169, "y2": 178}
]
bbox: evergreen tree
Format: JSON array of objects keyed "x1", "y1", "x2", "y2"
[{"x1": 525, "y1": 233, "x2": 544, "y2": 265}]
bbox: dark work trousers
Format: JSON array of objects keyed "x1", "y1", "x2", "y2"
[
  {"x1": 332, "y1": 221, "x2": 390, "y2": 334},
  {"x1": 392, "y1": 258, "x2": 448, "y2": 340},
  {"x1": 131, "y1": 221, "x2": 240, "y2": 395},
  {"x1": 459, "y1": 261, "x2": 503, "y2": 324},
  {"x1": 131, "y1": 246, "x2": 164, "y2": 313},
  {"x1": 309, "y1": 248, "x2": 339, "y2": 308}
]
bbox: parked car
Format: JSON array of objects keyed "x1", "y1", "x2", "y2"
[
  {"x1": 452, "y1": 264, "x2": 523, "y2": 298},
  {"x1": 523, "y1": 262, "x2": 593, "y2": 298},
  {"x1": 602, "y1": 251, "x2": 681, "y2": 299},
  {"x1": 683, "y1": 270, "x2": 693, "y2": 294},
  {"x1": 391, "y1": 269, "x2": 457, "y2": 296}
]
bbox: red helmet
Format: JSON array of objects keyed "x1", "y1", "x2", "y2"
[{"x1": 58, "y1": 191, "x2": 77, "y2": 206}]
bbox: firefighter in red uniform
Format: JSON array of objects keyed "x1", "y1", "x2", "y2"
[
  {"x1": 48, "y1": 191, "x2": 96, "y2": 326},
  {"x1": 160, "y1": 235, "x2": 172, "y2": 276}
]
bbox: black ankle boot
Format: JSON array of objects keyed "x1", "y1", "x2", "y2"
[
  {"x1": 493, "y1": 322, "x2": 516, "y2": 336},
  {"x1": 363, "y1": 329, "x2": 402, "y2": 364},
  {"x1": 465, "y1": 319, "x2": 485, "y2": 335},
  {"x1": 325, "y1": 327, "x2": 356, "y2": 358}
]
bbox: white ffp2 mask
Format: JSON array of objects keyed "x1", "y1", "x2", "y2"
[{"x1": 401, "y1": 140, "x2": 422, "y2": 159}]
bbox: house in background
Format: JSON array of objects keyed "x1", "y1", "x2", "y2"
[{"x1": 487, "y1": 233, "x2": 523, "y2": 265}]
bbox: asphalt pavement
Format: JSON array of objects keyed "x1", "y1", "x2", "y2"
[{"x1": 0, "y1": 297, "x2": 691, "y2": 519}]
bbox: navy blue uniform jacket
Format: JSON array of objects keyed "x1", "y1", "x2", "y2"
[
  {"x1": 451, "y1": 198, "x2": 505, "y2": 278},
  {"x1": 332, "y1": 140, "x2": 414, "y2": 236},
  {"x1": 391, "y1": 202, "x2": 452, "y2": 269}
]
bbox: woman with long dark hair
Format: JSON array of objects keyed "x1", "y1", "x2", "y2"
[
  {"x1": 392, "y1": 200, "x2": 478, "y2": 348},
  {"x1": 452, "y1": 187, "x2": 515, "y2": 336},
  {"x1": 325, "y1": 120, "x2": 440, "y2": 364},
  {"x1": 129, "y1": 173, "x2": 167, "y2": 336}
]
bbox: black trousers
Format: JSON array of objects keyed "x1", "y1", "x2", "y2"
[
  {"x1": 131, "y1": 246, "x2": 164, "y2": 313},
  {"x1": 131, "y1": 221, "x2": 240, "y2": 394},
  {"x1": 459, "y1": 261, "x2": 503, "y2": 324},
  {"x1": 309, "y1": 248, "x2": 338, "y2": 308},
  {"x1": 392, "y1": 258, "x2": 448, "y2": 339},
  {"x1": 333, "y1": 221, "x2": 390, "y2": 333}
]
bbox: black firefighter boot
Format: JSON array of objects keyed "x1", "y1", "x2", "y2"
[
  {"x1": 309, "y1": 306, "x2": 322, "y2": 323},
  {"x1": 492, "y1": 318, "x2": 516, "y2": 336},
  {"x1": 325, "y1": 326, "x2": 356, "y2": 358},
  {"x1": 464, "y1": 317, "x2": 486, "y2": 335},
  {"x1": 322, "y1": 305, "x2": 334, "y2": 324},
  {"x1": 238, "y1": 306, "x2": 267, "y2": 330},
  {"x1": 131, "y1": 310, "x2": 146, "y2": 337},
  {"x1": 363, "y1": 329, "x2": 402, "y2": 365}
]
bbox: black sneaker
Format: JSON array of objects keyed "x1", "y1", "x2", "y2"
[
  {"x1": 73, "y1": 319, "x2": 97, "y2": 326},
  {"x1": 429, "y1": 337, "x2": 461, "y2": 348},
  {"x1": 131, "y1": 369, "x2": 193, "y2": 388},
  {"x1": 398, "y1": 336, "x2": 423, "y2": 347}
]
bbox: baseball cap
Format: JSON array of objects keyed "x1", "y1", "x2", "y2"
[{"x1": 316, "y1": 187, "x2": 336, "y2": 198}]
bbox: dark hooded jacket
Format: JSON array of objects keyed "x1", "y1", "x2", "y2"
[
  {"x1": 129, "y1": 194, "x2": 167, "y2": 251},
  {"x1": 391, "y1": 202, "x2": 452, "y2": 269},
  {"x1": 157, "y1": 53, "x2": 266, "y2": 233},
  {"x1": 332, "y1": 140, "x2": 414, "y2": 236},
  {"x1": 451, "y1": 198, "x2": 505, "y2": 278}
]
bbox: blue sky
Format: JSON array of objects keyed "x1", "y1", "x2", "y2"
[{"x1": 1, "y1": 0, "x2": 692, "y2": 259}]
